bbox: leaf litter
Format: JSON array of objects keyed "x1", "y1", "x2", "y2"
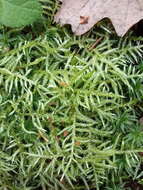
[{"x1": 55, "y1": 0, "x2": 143, "y2": 36}]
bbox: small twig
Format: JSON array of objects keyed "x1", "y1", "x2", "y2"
[{"x1": 88, "y1": 37, "x2": 103, "y2": 51}]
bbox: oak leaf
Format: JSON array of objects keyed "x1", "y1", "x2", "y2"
[{"x1": 55, "y1": 0, "x2": 143, "y2": 36}]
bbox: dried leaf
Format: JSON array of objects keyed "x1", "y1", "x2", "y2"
[{"x1": 55, "y1": 0, "x2": 143, "y2": 36}]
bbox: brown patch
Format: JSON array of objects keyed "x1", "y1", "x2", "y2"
[
  {"x1": 59, "y1": 81, "x2": 69, "y2": 87},
  {"x1": 48, "y1": 102, "x2": 57, "y2": 106},
  {"x1": 80, "y1": 16, "x2": 89, "y2": 24},
  {"x1": 75, "y1": 141, "x2": 81, "y2": 146},
  {"x1": 63, "y1": 130, "x2": 69, "y2": 137},
  {"x1": 125, "y1": 180, "x2": 143, "y2": 190},
  {"x1": 139, "y1": 152, "x2": 143, "y2": 156},
  {"x1": 139, "y1": 116, "x2": 143, "y2": 125}
]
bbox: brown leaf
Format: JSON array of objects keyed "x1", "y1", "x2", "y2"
[{"x1": 55, "y1": 0, "x2": 143, "y2": 36}]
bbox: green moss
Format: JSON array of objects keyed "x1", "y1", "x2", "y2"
[{"x1": 0, "y1": 0, "x2": 143, "y2": 189}]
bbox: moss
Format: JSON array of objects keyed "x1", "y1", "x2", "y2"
[{"x1": 0, "y1": 0, "x2": 143, "y2": 189}]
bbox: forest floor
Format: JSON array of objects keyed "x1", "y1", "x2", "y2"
[{"x1": 0, "y1": 0, "x2": 143, "y2": 189}]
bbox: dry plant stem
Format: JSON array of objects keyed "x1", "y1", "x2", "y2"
[
  {"x1": 88, "y1": 37, "x2": 103, "y2": 51},
  {"x1": 38, "y1": 130, "x2": 49, "y2": 142}
]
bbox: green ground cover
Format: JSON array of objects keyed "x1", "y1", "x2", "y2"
[{"x1": 0, "y1": 0, "x2": 143, "y2": 189}]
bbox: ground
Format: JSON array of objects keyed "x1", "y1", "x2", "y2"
[{"x1": 0, "y1": 0, "x2": 143, "y2": 189}]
